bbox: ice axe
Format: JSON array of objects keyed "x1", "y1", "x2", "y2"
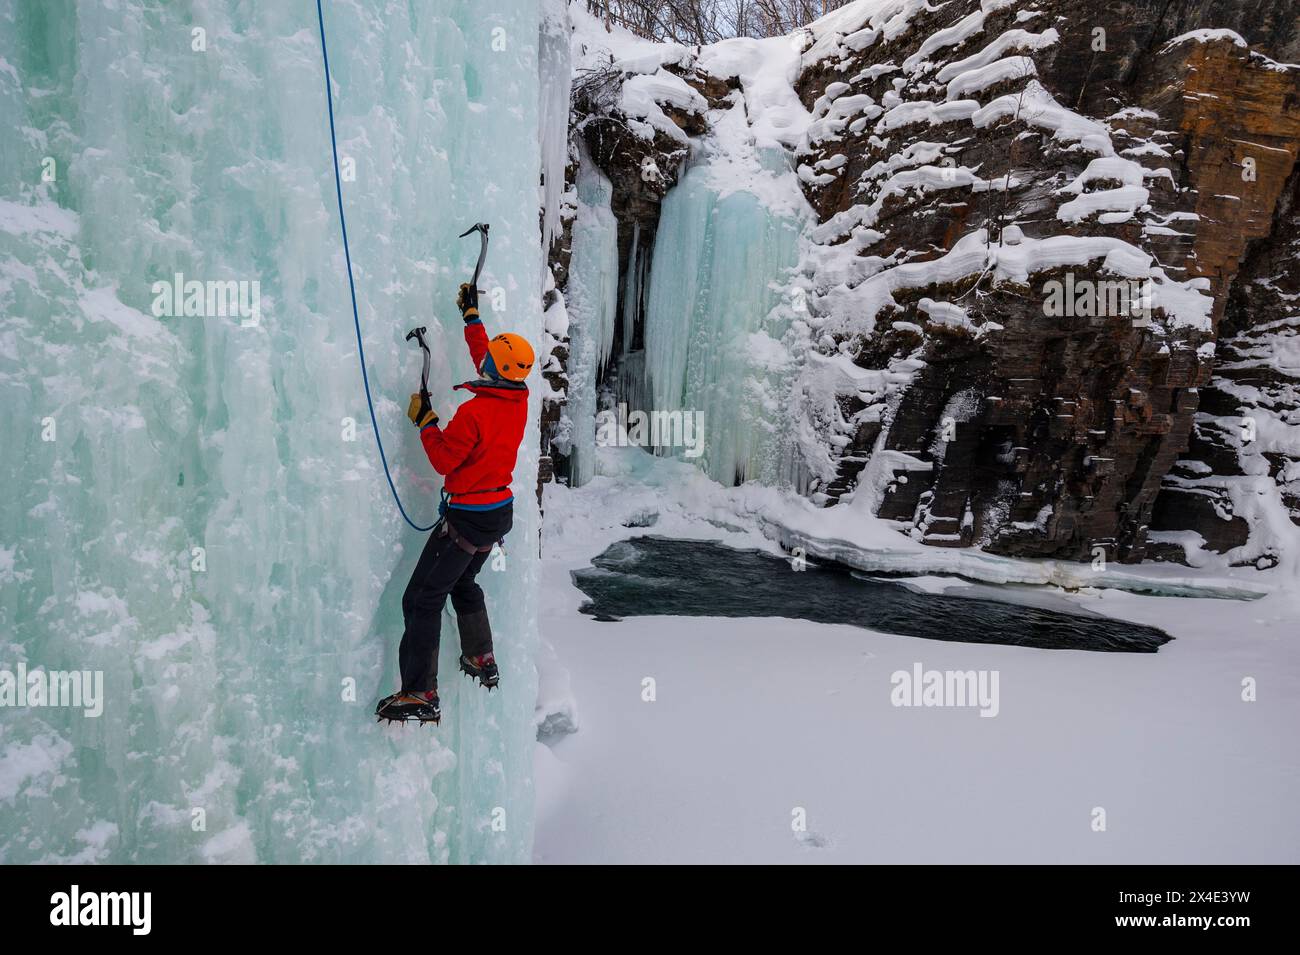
[
  {"x1": 458, "y1": 221, "x2": 491, "y2": 291},
  {"x1": 405, "y1": 325, "x2": 432, "y2": 409},
  {"x1": 405, "y1": 223, "x2": 490, "y2": 403}
]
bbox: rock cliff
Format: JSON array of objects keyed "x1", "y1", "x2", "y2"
[{"x1": 549, "y1": 1, "x2": 1300, "y2": 566}]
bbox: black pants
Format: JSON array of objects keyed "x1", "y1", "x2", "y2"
[{"x1": 399, "y1": 503, "x2": 513, "y2": 693}]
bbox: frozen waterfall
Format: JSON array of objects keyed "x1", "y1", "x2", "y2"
[
  {"x1": 0, "y1": 0, "x2": 549, "y2": 863},
  {"x1": 559, "y1": 146, "x2": 809, "y2": 489},
  {"x1": 641, "y1": 149, "x2": 806, "y2": 486}
]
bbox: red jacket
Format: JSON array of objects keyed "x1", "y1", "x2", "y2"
[{"x1": 419, "y1": 319, "x2": 528, "y2": 507}]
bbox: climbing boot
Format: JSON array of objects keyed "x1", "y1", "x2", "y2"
[
  {"x1": 457, "y1": 610, "x2": 498, "y2": 689},
  {"x1": 459, "y1": 652, "x2": 499, "y2": 690},
  {"x1": 375, "y1": 689, "x2": 440, "y2": 725}
]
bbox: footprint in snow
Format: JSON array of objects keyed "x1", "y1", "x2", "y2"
[{"x1": 795, "y1": 830, "x2": 831, "y2": 849}]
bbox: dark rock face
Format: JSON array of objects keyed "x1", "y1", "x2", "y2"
[
  {"x1": 1140, "y1": 31, "x2": 1300, "y2": 564},
  {"x1": 1150, "y1": 157, "x2": 1300, "y2": 565},
  {"x1": 538, "y1": 149, "x2": 577, "y2": 496},
  {"x1": 1142, "y1": 0, "x2": 1300, "y2": 63},
  {"x1": 790, "y1": 1, "x2": 1300, "y2": 563}
]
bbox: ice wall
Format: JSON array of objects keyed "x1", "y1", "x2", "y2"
[
  {"x1": 642, "y1": 148, "x2": 805, "y2": 485},
  {"x1": 0, "y1": 0, "x2": 544, "y2": 863}
]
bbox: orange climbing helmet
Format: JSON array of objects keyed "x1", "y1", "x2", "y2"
[{"x1": 482, "y1": 332, "x2": 535, "y2": 382}]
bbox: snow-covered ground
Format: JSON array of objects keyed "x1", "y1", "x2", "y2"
[{"x1": 534, "y1": 449, "x2": 1300, "y2": 863}]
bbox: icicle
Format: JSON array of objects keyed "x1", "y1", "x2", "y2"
[
  {"x1": 538, "y1": 0, "x2": 572, "y2": 257},
  {"x1": 565, "y1": 155, "x2": 620, "y2": 486}
]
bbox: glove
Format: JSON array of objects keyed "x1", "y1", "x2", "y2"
[
  {"x1": 457, "y1": 282, "x2": 479, "y2": 320},
  {"x1": 407, "y1": 392, "x2": 438, "y2": 429}
]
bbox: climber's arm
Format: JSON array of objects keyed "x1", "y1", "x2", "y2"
[
  {"x1": 419, "y1": 405, "x2": 478, "y2": 476},
  {"x1": 458, "y1": 282, "x2": 490, "y2": 370}
]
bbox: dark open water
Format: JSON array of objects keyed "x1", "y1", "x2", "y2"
[{"x1": 572, "y1": 537, "x2": 1172, "y2": 653}]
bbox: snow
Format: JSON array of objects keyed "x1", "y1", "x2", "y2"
[
  {"x1": 945, "y1": 55, "x2": 1038, "y2": 99},
  {"x1": 1163, "y1": 29, "x2": 1250, "y2": 52},
  {"x1": 918, "y1": 296, "x2": 991, "y2": 336},
  {"x1": 697, "y1": 36, "x2": 812, "y2": 150},
  {"x1": 570, "y1": 4, "x2": 815, "y2": 153},
  {"x1": 900, "y1": 1, "x2": 1017, "y2": 75},
  {"x1": 538, "y1": 605, "x2": 1299, "y2": 862},
  {"x1": 534, "y1": 451, "x2": 1300, "y2": 862},
  {"x1": 620, "y1": 70, "x2": 707, "y2": 143},
  {"x1": 934, "y1": 28, "x2": 1060, "y2": 83},
  {"x1": 1057, "y1": 184, "x2": 1150, "y2": 223},
  {"x1": 1056, "y1": 155, "x2": 1160, "y2": 224},
  {"x1": 800, "y1": 1, "x2": 902, "y2": 67},
  {"x1": 536, "y1": 0, "x2": 1300, "y2": 868},
  {"x1": 807, "y1": 92, "x2": 884, "y2": 148},
  {"x1": 815, "y1": 228, "x2": 1214, "y2": 339},
  {"x1": 972, "y1": 79, "x2": 1113, "y2": 154}
]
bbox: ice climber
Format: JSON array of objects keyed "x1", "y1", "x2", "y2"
[{"x1": 376, "y1": 284, "x2": 535, "y2": 724}]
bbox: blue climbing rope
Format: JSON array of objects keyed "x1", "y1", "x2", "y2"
[{"x1": 315, "y1": 0, "x2": 434, "y2": 532}]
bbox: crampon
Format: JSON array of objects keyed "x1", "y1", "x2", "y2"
[
  {"x1": 375, "y1": 691, "x2": 441, "y2": 725},
  {"x1": 459, "y1": 652, "x2": 499, "y2": 690}
]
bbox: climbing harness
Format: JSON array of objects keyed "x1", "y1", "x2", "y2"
[
  {"x1": 436, "y1": 487, "x2": 510, "y2": 558},
  {"x1": 437, "y1": 486, "x2": 510, "y2": 518},
  {"x1": 441, "y1": 518, "x2": 499, "y2": 556}
]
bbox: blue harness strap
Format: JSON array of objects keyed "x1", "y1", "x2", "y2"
[{"x1": 442, "y1": 487, "x2": 512, "y2": 514}]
